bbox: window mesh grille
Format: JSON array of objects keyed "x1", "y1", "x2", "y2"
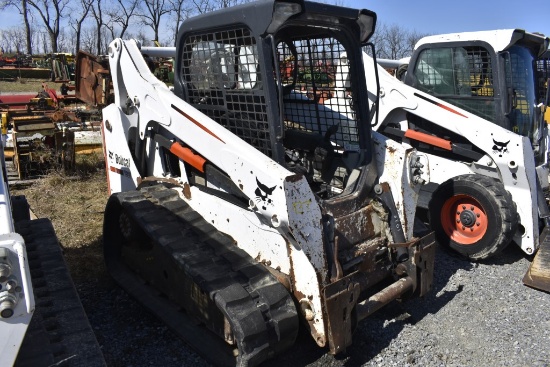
[
  {"x1": 536, "y1": 57, "x2": 549, "y2": 103},
  {"x1": 415, "y1": 46, "x2": 493, "y2": 96},
  {"x1": 506, "y1": 48, "x2": 536, "y2": 138},
  {"x1": 414, "y1": 46, "x2": 495, "y2": 121},
  {"x1": 278, "y1": 37, "x2": 360, "y2": 151},
  {"x1": 181, "y1": 28, "x2": 272, "y2": 156}
]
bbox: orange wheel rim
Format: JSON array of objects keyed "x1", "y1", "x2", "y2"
[{"x1": 440, "y1": 194, "x2": 488, "y2": 245}]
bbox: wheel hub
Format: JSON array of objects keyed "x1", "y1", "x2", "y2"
[
  {"x1": 458, "y1": 209, "x2": 476, "y2": 228},
  {"x1": 441, "y1": 195, "x2": 488, "y2": 245}
]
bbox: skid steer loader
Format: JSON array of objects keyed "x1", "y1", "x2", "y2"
[
  {"x1": 363, "y1": 30, "x2": 550, "y2": 292},
  {"x1": 76, "y1": 0, "x2": 437, "y2": 365}
]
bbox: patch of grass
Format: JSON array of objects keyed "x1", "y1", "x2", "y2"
[
  {"x1": 10, "y1": 152, "x2": 109, "y2": 282},
  {"x1": 0, "y1": 78, "x2": 51, "y2": 93}
]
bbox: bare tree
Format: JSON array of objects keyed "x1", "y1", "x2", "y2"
[
  {"x1": 0, "y1": 27, "x2": 26, "y2": 53},
  {"x1": 57, "y1": 29, "x2": 72, "y2": 53},
  {"x1": 0, "y1": 32, "x2": 7, "y2": 53},
  {"x1": 138, "y1": 0, "x2": 171, "y2": 43},
  {"x1": 90, "y1": 0, "x2": 104, "y2": 54},
  {"x1": 190, "y1": 0, "x2": 248, "y2": 14},
  {"x1": 80, "y1": 27, "x2": 96, "y2": 53},
  {"x1": 27, "y1": 0, "x2": 69, "y2": 53},
  {"x1": 126, "y1": 30, "x2": 154, "y2": 47},
  {"x1": 21, "y1": 0, "x2": 32, "y2": 53},
  {"x1": 168, "y1": 0, "x2": 191, "y2": 45},
  {"x1": 40, "y1": 31, "x2": 48, "y2": 53},
  {"x1": 30, "y1": 30, "x2": 43, "y2": 53},
  {"x1": 405, "y1": 30, "x2": 427, "y2": 57},
  {"x1": 105, "y1": 0, "x2": 139, "y2": 40},
  {"x1": 370, "y1": 23, "x2": 429, "y2": 60},
  {"x1": 190, "y1": 0, "x2": 214, "y2": 14},
  {"x1": 384, "y1": 24, "x2": 408, "y2": 60},
  {"x1": 0, "y1": 0, "x2": 34, "y2": 54},
  {"x1": 365, "y1": 22, "x2": 385, "y2": 55},
  {"x1": 100, "y1": 26, "x2": 111, "y2": 52},
  {"x1": 68, "y1": 0, "x2": 93, "y2": 54}
]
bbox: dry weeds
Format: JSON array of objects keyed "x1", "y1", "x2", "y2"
[{"x1": 10, "y1": 152, "x2": 109, "y2": 283}]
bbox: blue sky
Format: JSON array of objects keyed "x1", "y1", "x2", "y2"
[
  {"x1": 348, "y1": 0, "x2": 550, "y2": 36},
  {"x1": 1, "y1": 0, "x2": 549, "y2": 41}
]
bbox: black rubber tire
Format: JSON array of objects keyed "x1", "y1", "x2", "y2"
[{"x1": 428, "y1": 174, "x2": 518, "y2": 260}]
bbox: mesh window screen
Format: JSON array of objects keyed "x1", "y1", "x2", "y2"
[
  {"x1": 278, "y1": 37, "x2": 360, "y2": 151},
  {"x1": 181, "y1": 27, "x2": 362, "y2": 197},
  {"x1": 536, "y1": 57, "x2": 549, "y2": 103},
  {"x1": 181, "y1": 28, "x2": 272, "y2": 157},
  {"x1": 414, "y1": 46, "x2": 495, "y2": 121},
  {"x1": 277, "y1": 35, "x2": 361, "y2": 197},
  {"x1": 509, "y1": 52, "x2": 530, "y2": 131},
  {"x1": 505, "y1": 46, "x2": 537, "y2": 139}
]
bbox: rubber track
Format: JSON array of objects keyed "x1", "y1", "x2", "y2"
[
  {"x1": 14, "y1": 218, "x2": 106, "y2": 367},
  {"x1": 108, "y1": 184, "x2": 298, "y2": 367}
]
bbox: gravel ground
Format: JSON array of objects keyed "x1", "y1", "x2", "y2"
[{"x1": 74, "y1": 242, "x2": 550, "y2": 367}]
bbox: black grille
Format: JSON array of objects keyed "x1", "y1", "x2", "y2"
[
  {"x1": 415, "y1": 46, "x2": 494, "y2": 97},
  {"x1": 180, "y1": 25, "x2": 363, "y2": 196},
  {"x1": 536, "y1": 57, "x2": 549, "y2": 103},
  {"x1": 181, "y1": 28, "x2": 272, "y2": 156},
  {"x1": 413, "y1": 46, "x2": 495, "y2": 121},
  {"x1": 279, "y1": 37, "x2": 360, "y2": 151},
  {"x1": 506, "y1": 50, "x2": 533, "y2": 137}
]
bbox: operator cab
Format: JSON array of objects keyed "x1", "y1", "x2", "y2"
[{"x1": 174, "y1": 0, "x2": 378, "y2": 201}]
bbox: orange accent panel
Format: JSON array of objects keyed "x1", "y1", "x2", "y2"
[
  {"x1": 404, "y1": 129, "x2": 452, "y2": 151},
  {"x1": 109, "y1": 166, "x2": 123, "y2": 175}
]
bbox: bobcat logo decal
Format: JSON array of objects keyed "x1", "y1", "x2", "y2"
[
  {"x1": 492, "y1": 139, "x2": 510, "y2": 157},
  {"x1": 255, "y1": 178, "x2": 276, "y2": 210}
]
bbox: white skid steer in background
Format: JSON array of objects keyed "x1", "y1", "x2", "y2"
[{"x1": 356, "y1": 29, "x2": 550, "y2": 292}]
